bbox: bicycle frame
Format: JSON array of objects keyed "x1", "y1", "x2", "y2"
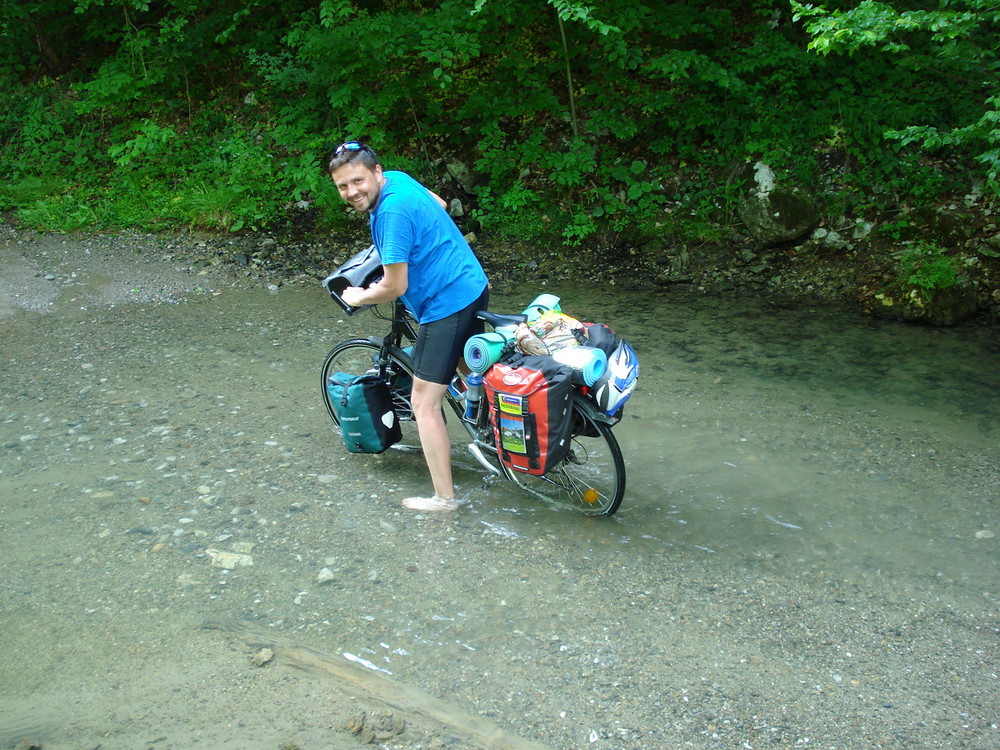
[{"x1": 371, "y1": 299, "x2": 419, "y2": 363}]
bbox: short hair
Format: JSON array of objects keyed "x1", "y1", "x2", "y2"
[{"x1": 328, "y1": 142, "x2": 380, "y2": 174}]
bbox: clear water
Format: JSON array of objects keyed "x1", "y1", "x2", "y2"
[
  {"x1": 484, "y1": 283, "x2": 999, "y2": 596},
  {"x1": 1, "y1": 275, "x2": 997, "y2": 749}
]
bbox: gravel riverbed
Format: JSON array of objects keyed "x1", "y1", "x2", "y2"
[{"x1": 0, "y1": 226, "x2": 997, "y2": 750}]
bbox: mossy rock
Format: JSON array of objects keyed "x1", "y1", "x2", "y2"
[{"x1": 867, "y1": 281, "x2": 978, "y2": 325}]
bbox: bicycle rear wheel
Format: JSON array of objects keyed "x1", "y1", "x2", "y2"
[
  {"x1": 502, "y1": 402, "x2": 626, "y2": 516},
  {"x1": 321, "y1": 339, "x2": 421, "y2": 450}
]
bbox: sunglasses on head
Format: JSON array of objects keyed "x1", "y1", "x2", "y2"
[{"x1": 335, "y1": 141, "x2": 374, "y2": 156}]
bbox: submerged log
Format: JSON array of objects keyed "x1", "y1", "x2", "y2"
[{"x1": 204, "y1": 619, "x2": 557, "y2": 750}]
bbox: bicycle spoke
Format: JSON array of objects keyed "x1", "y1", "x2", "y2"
[{"x1": 499, "y1": 411, "x2": 625, "y2": 516}]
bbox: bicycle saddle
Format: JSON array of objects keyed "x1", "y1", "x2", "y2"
[{"x1": 477, "y1": 310, "x2": 527, "y2": 329}]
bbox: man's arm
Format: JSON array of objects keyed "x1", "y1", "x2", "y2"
[
  {"x1": 428, "y1": 190, "x2": 448, "y2": 212},
  {"x1": 340, "y1": 262, "x2": 408, "y2": 307}
]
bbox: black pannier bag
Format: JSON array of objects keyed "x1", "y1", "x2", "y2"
[{"x1": 325, "y1": 373, "x2": 402, "y2": 454}]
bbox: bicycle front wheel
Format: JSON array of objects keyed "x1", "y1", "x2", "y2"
[
  {"x1": 504, "y1": 402, "x2": 626, "y2": 516},
  {"x1": 321, "y1": 339, "x2": 421, "y2": 450}
]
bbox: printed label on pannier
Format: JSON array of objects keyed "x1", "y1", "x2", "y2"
[
  {"x1": 497, "y1": 394, "x2": 528, "y2": 453},
  {"x1": 498, "y1": 394, "x2": 525, "y2": 415},
  {"x1": 499, "y1": 413, "x2": 527, "y2": 454}
]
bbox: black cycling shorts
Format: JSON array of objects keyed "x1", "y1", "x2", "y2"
[{"x1": 412, "y1": 286, "x2": 489, "y2": 385}]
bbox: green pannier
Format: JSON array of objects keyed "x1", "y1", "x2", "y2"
[{"x1": 326, "y1": 373, "x2": 402, "y2": 454}]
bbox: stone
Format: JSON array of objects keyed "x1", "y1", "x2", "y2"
[
  {"x1": 738, "y1": 161, "x2": 818, "y2": 247},
  {"x1": 818, "y1": 228, "x2": 849, "y2": 252},
  {"x1": 443, "y1": 157, "x2": 484, "y2": 192},
  {"x1": 869, "y1": 282, "x2": 979, "y2": 325},
  {"x1": 250, "y1": 648, "x2": 274, "y2": 666},
  {"x1": 205, "y1": 548, "x2": 253, "y2": 569}
]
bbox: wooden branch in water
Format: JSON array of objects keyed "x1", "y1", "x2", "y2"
[{"x1": 204, "y1": 619, "x2": 559, "y2": 750}]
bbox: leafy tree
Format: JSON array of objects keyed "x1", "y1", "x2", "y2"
[
  {"x1": 793, "y1": 0, "x2": 1000, "y2": 194},
  {"x1": 0, "y1": 0, "x2": 994, "y2": 247}
]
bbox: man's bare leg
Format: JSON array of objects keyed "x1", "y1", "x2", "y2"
[{"x1": 403, "y1": 378, "x2": 459, "y2": 511}]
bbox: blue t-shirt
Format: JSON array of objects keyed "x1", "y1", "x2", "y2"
[{"x1": 370, "y1": 171, "x2": 488, "y2": 324}]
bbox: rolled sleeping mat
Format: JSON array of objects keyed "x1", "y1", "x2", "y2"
[
  {"x1": 494, "y1": 325, "x2": 518, "y2": 342},
  {"x1": 521, "y1": 293, "x2": 562, "y2": 322},
  {"x1": 464, "y1": 332, "x2": 510, "y2": 373},
  {"x1": 551, "y1": 345, "x2": 608, "y2": 386}
]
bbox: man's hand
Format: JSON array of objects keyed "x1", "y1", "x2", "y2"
[
  {"x1": 340, "y1": 263, "x2": 407, "y2": 308},
  {"x1": 340, "y1": 286, "x2": 367, "y2": 307}
]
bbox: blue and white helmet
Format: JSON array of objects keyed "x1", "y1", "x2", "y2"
[{"x1": 592, "y1": 339, "x2": 639, "y2": 415}]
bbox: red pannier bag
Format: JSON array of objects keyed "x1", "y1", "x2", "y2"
[{"x1": 483, "y1": 354, "x2": 575, "y2": 475}]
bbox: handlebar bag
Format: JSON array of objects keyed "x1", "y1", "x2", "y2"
[
  {"x1": 322, "y1": 244, "x2": 384, "y2": 315},
  {"x1": 326, "y1": 372, "x2": 402, "y2": 454},
  {"x1": 483, "y1": 354, "x2": 574, "y2": 475}
]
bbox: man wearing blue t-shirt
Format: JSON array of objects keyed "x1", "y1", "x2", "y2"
[{"x1": 329, "y1": 142, "x2": 489, "y2": 512}]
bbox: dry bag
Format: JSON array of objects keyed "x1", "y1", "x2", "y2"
[
  {"x1": 326, "y1": 373, "x2": 402, "y2": 454},
  {"x1": 483, "y1": 354, "x2": 574, "y2": 475}
]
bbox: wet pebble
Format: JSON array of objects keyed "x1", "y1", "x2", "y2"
[
  {"x1": 317, "y1": 567, "x2": 336, "y2": 584},
  {"x1": 205, "y1": 549, "x2": 253, "y2": 569}
]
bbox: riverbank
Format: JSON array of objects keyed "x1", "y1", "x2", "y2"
[{"x1": 4, "y1": 217, "x2": 995, "y2": 328}]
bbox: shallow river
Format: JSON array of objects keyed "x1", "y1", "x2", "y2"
[{"x1": 0, "y1": 245, "x2": 997, "y2": 750}]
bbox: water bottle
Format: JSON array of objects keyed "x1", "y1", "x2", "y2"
[{"x1": 465, "y1": 372, "x2": 484, "y2": 420}]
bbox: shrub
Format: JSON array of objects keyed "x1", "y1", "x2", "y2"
[{"x1": 894, "y1": 243, "x2": 961, "y2": 293}]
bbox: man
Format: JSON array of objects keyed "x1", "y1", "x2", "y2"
[{"x1": 328, "y1": 142, "x2": 489, "y2": 512}]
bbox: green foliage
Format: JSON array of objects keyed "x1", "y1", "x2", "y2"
[
  {"x1": 548, "y1": 0, "x2": 620, "y2": 35},
  {"x1": 792, "y1": 1, "x2": 999, "y2": 55},
  {"x1": 470, "y1": 183, "x2": 549, "y2": 243},
  {"x1": 0, "y1": 77, "x2": 98, "y2": 177},
  {"x1": 793, "y1": 0, "x2": 1000, "y2": 195},
  {"x1": 0, "y1": 0, "x2": 994, "y2": 253},
  {"x1": 875, "y1": 217, "x2": 913, "y2": 242},
  {"x1": 0, "y1": 176, "x2": 67, "y2": 211},
  {"x1": 894, "y1": 243, "x2": 961, "y2": 293},
  {"x1": 17, "y1": 191, "x2": 99, "y2": 233},
  {"x1": 183, "y1": 184, "x2": 246, "y2": 231},
  {"x1": 100, "y1": 177, "x2": 187, "y2": 231},
  {"x1": 471, "y1": 0, "x2": 619, "y2": 35},
  {"x1": 108, "y1": 120, "x2": 178, "y2": 167}
]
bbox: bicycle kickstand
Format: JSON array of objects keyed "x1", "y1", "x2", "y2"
[{"x1": 467, "y1": 443, "x2": 502, "y2": 488}]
